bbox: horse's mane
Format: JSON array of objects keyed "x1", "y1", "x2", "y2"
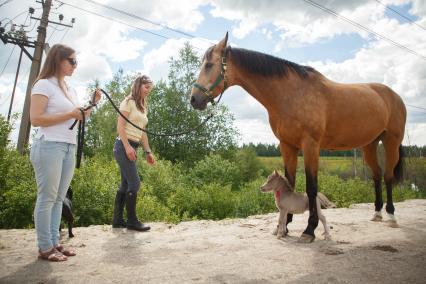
[
  {"x1": 203, "y1": 45, "x2": 316, "y2": 79},
  {"x1": 229, "y1": 47, "x2": 317, "y2": 79}
]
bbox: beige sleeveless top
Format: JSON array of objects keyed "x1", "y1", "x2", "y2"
[{"x1": 119, "y1": 98, "x2": 148, "y2": 142}]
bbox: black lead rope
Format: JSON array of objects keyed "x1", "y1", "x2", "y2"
[
  {"x1": 76, "y1": 108, "x2": 85, "y2": 169},
  {"x1": 99, "y1": 88, "x2": 216, "y2": 137},
  {"x1": 69, "y1": 88, "x2": 220, "y2": 168}
]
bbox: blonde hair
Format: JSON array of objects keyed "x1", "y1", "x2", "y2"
[
  {"x1": 128, "y1": 75, "x2": 152, "y2": 113},
  {"x1": 35, "y1": 44, "x2": 75, "y2": 83}
]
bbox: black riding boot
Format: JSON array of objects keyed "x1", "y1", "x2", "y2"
[
  {"x1": 125, "y1": 192, "x2": 150, "y2": 232},
  {"x1": 112, "y1": 191, "x2": 126, "y2": 228}
]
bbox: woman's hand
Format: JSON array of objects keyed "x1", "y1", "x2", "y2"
[
  {"x1": 70, "y1": 108, "x2": 92, "y2": 120},
  {"x1": 125, "y1": 145, "x2": 137, "y2": 161},
  {"x1": 70, "y1": 108, "x2": 83, "y2": 120},
  {"x1": 146, "y1": 153, "x2": 155, "y2": 165}
]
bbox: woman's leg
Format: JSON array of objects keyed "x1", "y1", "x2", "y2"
[
  {"x1": 51, "y1": 143, "x2": 76, "y2": 247},
  {"x1": 113, "y1": 139, "x2": 149, "y2": 231},
  {"x1": 112, "y1": 139, "x2": 129, "y2": 227},
  {"x1": 30, "y1": 139, "x2": 64, "y2": 252}
]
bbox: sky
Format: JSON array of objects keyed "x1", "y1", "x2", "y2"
[{"x1": 1, "y1": 0, "x2": 425, "y2": 147}]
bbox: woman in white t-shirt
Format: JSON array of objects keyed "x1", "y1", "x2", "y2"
[
  {"x1": 112, "y1": 75, "x2": 155, "y2": 231},
  {"x1": 30, "y1": 44, "x2": 100, "y2": 261}
]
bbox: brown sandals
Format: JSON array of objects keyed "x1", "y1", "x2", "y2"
[
  {"x1": 55, "y1": 245, "x2": 76, "y2": 257},
  {"x1": 38, "y1": 248, "x2": 68, "y2": 262},
  {"x1": 38, "y1": 245, "x2": 76, "y2": 261}
]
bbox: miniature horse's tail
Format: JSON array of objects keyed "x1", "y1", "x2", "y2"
[{"x1": 318, "y1": 192, "x2": 337, "y2": 209}]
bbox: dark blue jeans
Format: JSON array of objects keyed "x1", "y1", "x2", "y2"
[{"x1": 113, "y1": 138, "x2": 141, "y2": 194}]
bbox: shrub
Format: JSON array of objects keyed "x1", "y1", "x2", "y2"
[
  {"x1": 0, "y1": 150, "x2": 36, "y2": 228},
  {"x1": 234, "y1": 177, "x2": 276, "y2": 218},
  {"x1": 71, "y1": 157, "x2": 119, "y2": 226},
  {"x1": 187, "y1": 154, "x2": 241, "y2": 190}
]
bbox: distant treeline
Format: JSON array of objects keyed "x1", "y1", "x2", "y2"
[{"x1": 244, "y1": 143, "x2": 426, "y2": 157}]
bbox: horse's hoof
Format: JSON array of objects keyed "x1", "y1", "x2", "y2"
[
  {"x1": 298, "y1": 233, "x2": 315, "y2": 243},
  {"x1": 371, "y1": 212, "x2": 383, "y2": 222},
  {"x1": 386, "y1": 214, "x2": 399, "y2": 228},
  {"x1": 386, "y1": 220, "x2": 399, "y2": 228}
]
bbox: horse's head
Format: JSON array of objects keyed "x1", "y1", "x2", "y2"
[
  {"x1": 260, "y1": 170, "x2": 293, "y2": 193},
  {"x1": 191, "y1": 32, "x2": 229, "y2": 110}
]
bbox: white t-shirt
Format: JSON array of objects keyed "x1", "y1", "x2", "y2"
[{"x1": 31, "y1": 77, "x2": 82, "y2": 144}]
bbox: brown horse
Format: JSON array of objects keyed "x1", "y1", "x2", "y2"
[{"x1": 190, "y1": 33, "x2": 406, "y2": 242}]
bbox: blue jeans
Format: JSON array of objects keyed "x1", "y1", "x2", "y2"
[
  {"x1": 30, "y1": 137, "x2": 76, "y2": 252},
  {"x1": 113, "y1": 138, "x2": 141, "y2": 194}
]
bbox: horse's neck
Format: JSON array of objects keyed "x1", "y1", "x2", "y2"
[{"x1": 229, "y1": 65, "x2": 295, "y2": 113}]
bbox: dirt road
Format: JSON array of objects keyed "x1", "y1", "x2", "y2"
[{"x1": 1, "y1": 199, "x2": 425, "y2": 283}]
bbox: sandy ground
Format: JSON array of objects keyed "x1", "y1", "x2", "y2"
[{"x1": 0, "y1": 199, "x2": 425, "y2": 284}]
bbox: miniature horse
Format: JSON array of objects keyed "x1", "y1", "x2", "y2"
[
  {"x1": 191, "y1": 32, "x2": 406, "y2": 242},
  {"x1": 261, "y1": 170, "x2": 335, "y2": 240}
]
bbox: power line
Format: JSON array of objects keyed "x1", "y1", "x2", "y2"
[
  {"x1": 302, "y1": 0, "x2": 426, "y2": 61},
  {"x1": 374, "y1": 0, "x2": 426, "y2": 32},
  {"x1": 0, "y1": 45, "x2": 16, "y2": 78},
  {"x1": 83, "y1": 0, "x2": 198, "y2": 40},
  {"x1": 57, "y1": 0, "x2": 171, "y2": 40},
  {"x1": 0, "y1": 0, "x2": 13, "y2": 8},
  {"x1": 59, "y1": 27, "x2": 69, "y2": 42},
  {"x1": 406, "y1": 104, "x2": 426, "y2": 112}
]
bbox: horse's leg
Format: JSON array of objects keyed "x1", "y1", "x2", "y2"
[
  {"x1": 316, "y1": 198, "x2": 330, "y2": 240},
  {"x1": 277, "y1": 209, "x2": 288, "y2": 239},
  {"x1": 300, "y1": 139, "x2": 320, "y2": 243},
  {"x1": 382, "y1": 137, "x2": 402, "y2": 227},
  {"x1": 280, "y1": 142, "x2": 298, "y2": 234},
  {"x1": 362, "y1": 141, "x2": 383, "y2": 221}
]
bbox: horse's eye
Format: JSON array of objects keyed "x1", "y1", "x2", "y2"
[{"x1": 205, "y1": 63, "x2": 213, "y2": 69}]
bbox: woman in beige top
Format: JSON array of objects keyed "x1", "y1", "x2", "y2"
[{"x1": 112, "y1": 75, "x2": 155, "y2": 231}]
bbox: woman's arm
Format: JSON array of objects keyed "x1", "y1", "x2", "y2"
[
  {"x1": 30, "y1": 94, "x2": 83, "y2": 127},
  {"x1": 140, "y1": 131, "x2": 155, "y2": 165},
  {"x1": 117, "y1": 111, "x2": 137, "y2": 161},
  {"x1": 140, "y1": 132, "x2": 151, "y2": 154}
]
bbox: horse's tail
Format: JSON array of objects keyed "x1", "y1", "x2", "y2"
[
  {"x1": 317, "y1": 192, "x2": 336, "y2": 209},
  {"x1": 393, "y1": 145, "x2": 404, "y2": 184}
]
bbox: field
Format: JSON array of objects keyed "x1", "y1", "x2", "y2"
[{"x1": 258, "y1": 156, "x2": 426, "y2": 191}]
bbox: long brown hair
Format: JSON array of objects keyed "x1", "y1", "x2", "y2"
[
  {"x1": 128, "y1": 75, "x2": 152, "y2": 113},
  {"x1": 35, "y1": 44, "x2": 75, "y2": 83}
]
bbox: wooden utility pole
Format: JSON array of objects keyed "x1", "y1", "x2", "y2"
[{"x1": 16, "y1": 0, "x2": 52, "y2": 153}]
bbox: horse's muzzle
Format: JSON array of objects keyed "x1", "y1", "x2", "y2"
[{"x1": 190, "y1": 93, "x2": 208, "y2": 110}]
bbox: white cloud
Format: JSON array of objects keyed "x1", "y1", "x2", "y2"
[{"x1": 140, "y1": 37, "x2": 212, "y2": 82}]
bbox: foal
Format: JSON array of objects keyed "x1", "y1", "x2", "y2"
[{"x1": 261, "y1": 170, "x2": 335, "y2": 240}]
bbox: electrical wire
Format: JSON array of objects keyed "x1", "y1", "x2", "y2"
[
  {"x1": 302, "y1": 0, "x2": 426, "y2": 61},
  {"x1": 374, "y1": 0, "x2": 426, "y2": 32},
  {"x1": 0, "y1": 0, "x2": 13, "y2": 8},
  {"x1": 0, "y1": 45, "x2": 16, "y2": 78}
]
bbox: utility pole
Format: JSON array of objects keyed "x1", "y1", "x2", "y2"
[
  {"x1": 16, "y1": 0, "x2": 52, "y2": 153},
  {"x1": 8, "y1": 49, "x2": 23, "y2": 122}
]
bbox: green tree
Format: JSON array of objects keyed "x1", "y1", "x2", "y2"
[
  {"x1": 85, "y1": 43, "x2": 239, "y2": 165},
  {"x1": 147, "y1": 42, "x2": 238, "y2": 165},
  {"x1": 84, "y1": 70, "x2": 135, "y2": 158}
]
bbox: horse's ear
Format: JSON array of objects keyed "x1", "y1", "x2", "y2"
[{"x1": 217, "y1": 31, "x2": 228, "y2": 50}]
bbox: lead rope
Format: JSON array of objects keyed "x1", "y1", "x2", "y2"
[
  {"x1": 99, "y1": 88, "x2": 215, "y2": 137},
  {"x1": 69, "y1": 88, "x2": 220, "y2": 168}
]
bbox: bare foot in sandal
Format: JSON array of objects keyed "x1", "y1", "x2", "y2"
[
  {"x1": 38, "y1": 248, "x2": 68, "y2": 262},
  {"x1": 55, "y1": 245, "x2": 76, "y2": 257}
]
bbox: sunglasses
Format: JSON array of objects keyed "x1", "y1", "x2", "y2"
[{"x1": 66, "y1": 57, "x2": 77, "y2": 66}]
